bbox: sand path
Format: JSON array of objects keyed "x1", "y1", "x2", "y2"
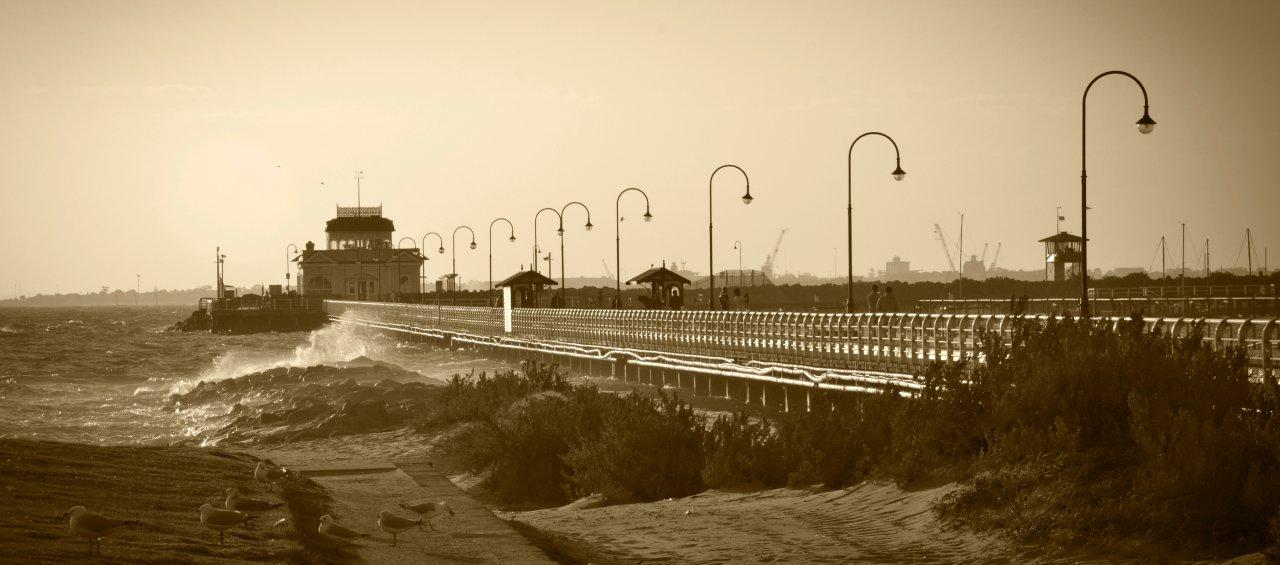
[{"x1": 504, "y1": 482, "x2": 1069, "y2": 564}]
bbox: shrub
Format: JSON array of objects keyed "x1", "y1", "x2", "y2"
[{"x1": 565, "y1": 391, "x2": 707, "y2": 502}]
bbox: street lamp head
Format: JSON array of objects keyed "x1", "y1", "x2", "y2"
[
  {"x1": 469, "y1": 241, "x2": 477, "y2": 250},
  {"x1": 508, "y1": 235, "x2": 517, "y2": 243},
  {"x1": 557, "y1": 227, "x2": 565, "y2": 236},
  {"x1": 892, "y1": 165, "x2": 906, "y2": 182},
  {"x1": 741, "y1": 191, "x2": 754, "y2": 205},
  {"x1": 438, "y1": 247, "x2": 445, "y2": 254},
  {"x1": 585, "y1": 221, "x2": 594, "y2": 231},
  {"x1": 642, "y1": 210, "x2": 653, "y2": 222},
  {"x1": 1137, "y1": 111, "x2": 1156, "y2": 135}
]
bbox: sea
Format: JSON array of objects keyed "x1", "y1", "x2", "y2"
[{"x1": 0, "y1": 306, "x2": 508, "y2": 445}]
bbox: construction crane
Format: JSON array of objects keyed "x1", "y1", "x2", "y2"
[
  {"x1": 761, "y1": 229, "x2": 787, "y2": 278},
  {"x1": 933, "y1": 223, "x2": 957, "y2": 272},
  {"x1": 980, "y1": 243, "x2": 990, "y2": 265},
  {"x1": 989, "y1": 242, "x2": 1003, "y2": 270},
  {"x1": 601, "y1": 259, "x2": 613, "y2": 279}
]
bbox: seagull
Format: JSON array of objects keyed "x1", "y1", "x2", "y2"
[
  {"x1": 318, "y1": 514, "x2": 370, "y2": 553},
  {"x1": 398, "y1": 500, "x2": 454, "y2": 531},
  {"x1": 224, "y1": 487, "x2": 283, "y2": 513},
  {"x1": 64, "y1": 506, "x2": 140, "y2": 556},
  {"x1": 254, "y1": 461, "x2": 289, "y2": 491},
  {"x1": 199, "y1": 503, "x2": 256, "y2": 545},
  {"x1": 377, "y1": 510, "x2": 426, "y2": 546}
]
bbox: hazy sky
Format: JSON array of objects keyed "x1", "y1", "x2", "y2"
[{"x1": 2, "y1": 0, "x2": 1278, "y2": 295}]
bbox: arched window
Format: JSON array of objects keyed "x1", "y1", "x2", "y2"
[{"x1": 306, "y1": 277, "x2": 333, "y2": 295}]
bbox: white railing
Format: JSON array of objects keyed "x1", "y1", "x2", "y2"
[{"x1": 323, "y1": 301, "x2": 1279, "y2": 379}]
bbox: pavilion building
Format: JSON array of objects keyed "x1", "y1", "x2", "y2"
[{"x1": 296, "y1": 205, "x2": 424, "y2": 301}]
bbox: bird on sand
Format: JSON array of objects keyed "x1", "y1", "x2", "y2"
[
  {"x1": 318, "y1": 514, "x2": 370, "y2": 553},
  {"x1": 398, "y1": 500, "x2": 454, "y2": 531},
  {"x1": 199, "y1": 503, "x2": 256, "y2": 545},
  {"x1": 64, "y1": 506, "x2": 140, "y2": 556},
  {"x1": 254, "y1": 461, "x2": 289, "y2": 491},
  {"x1": 377, "y1": 510, "x2": 426, "y2": 546},
  {"x1": 224, "y1": 487, "x2": 283, "y2": 513}
]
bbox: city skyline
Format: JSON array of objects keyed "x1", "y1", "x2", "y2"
[{"x1": 2, "y1": 0, "x2": 1278, "y2": 295}]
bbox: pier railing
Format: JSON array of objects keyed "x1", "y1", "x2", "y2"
[{"x1": 324, "y1": 301, "x2": 1278, "y2": 379}]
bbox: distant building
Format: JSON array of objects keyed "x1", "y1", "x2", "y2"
[
  {"x1": 1040, "y1": 231, "x2": 1083, "y2": 282},
  {"x1": 1110, "y1": 267, "x2": 1146, "y2": 277},
  {"x1": 884, "y1": 256, "x2": 911, "y2": 278},
  {"x1": 962, "y1": 254, "x2": 987, "y2": 279},
  {"x1": 297, "y1": 205, "x2": 424, "y2": 301}
]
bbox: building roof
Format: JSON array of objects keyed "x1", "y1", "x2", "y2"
[
  {"x1": 1038, "y1": 231, "x2": 1084, "y2": 243},
  {"x1": 326, "y1": 216, "x2": 395, "y2": 233},
  {"x1": 495, "y1": 270, "x2": 558, "y2": 288},
  {"x1": 627, "y1": 266, "x2": 692, "y2": 286},
  {"x1": 298, "y1": 248, "x2": 423, "y2": 264}
]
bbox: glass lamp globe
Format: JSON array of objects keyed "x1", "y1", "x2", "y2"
[
  {"x1": 585, "y1": 222, "x2": 594, "y2": 231},
  {"x1": 643, "y1": 211, "x2": 653, "y2": 222},
  {"x1": 469, "y1": 241, "x2": 477, "y2": 250},
  {"x1": 1137, "y1": 113, "x2": 1156, "y2": 135},
  {"x1": 892, "y1": 166, "x2": 906, "y2": 181},
  {"x1": 742, "y1": 193, "x2": 754, "y2": 205},
  {"x1": 508, "y1": 235, "x2": 517, "y2": 243},
  {"x1": 557, "y1": 228, "x2": 565, "y2": 235}
]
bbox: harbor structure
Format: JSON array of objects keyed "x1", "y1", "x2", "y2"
[
  {"x1": 297, "y1": 205, "x2": 424, "y2": 301},
  {"x1": 1041, "y1": 231, "x2": 1084, "y2": 282}
]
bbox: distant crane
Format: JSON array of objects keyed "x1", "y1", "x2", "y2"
[
  {"x1": 989, "y1": 242, "x2": 1003, "y2": 270},
  {"x1": 979, "y1": 243, "x2": 990, "y2": 265},
  {"x1": 601, "y1": 259, "x2": 613, "y2": 280},
  {"x1": 933, "y1": 223, "x2": 957, "y2": 272},
  {"x1": 761, "y1": 229, "x2": 787, "y2": 278}
]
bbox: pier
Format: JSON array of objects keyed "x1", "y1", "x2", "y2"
[{"x1": 326, "y1": 300, "x2": 1279, "y2": 410}]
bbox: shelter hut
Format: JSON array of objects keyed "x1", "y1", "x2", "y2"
[
  {"x1": 1039, "y1": 231, "x2": 1084, "y2": 282},
  {"x1": 495, "y1": 269, "x2": 558, "y2": 308},
  {"x1": 627, "y1": 265, "x2": 693, "y2": 309}
]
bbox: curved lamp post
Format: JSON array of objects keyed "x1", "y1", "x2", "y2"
[
  {"x1": 557, "y1": 201, "x2": 593, "y2": 302},
  {"x1": 285, "y1": 243, "x2": 298, "y2": 293},
  {"x1": 451, "y1": 226, "x2": 477, "y2": 292},
  {"x1": 488, "y1": 217, "x2": 517, "y2": 301},
  {"x1": 420, "y1": 232, "x2": 444, "y2": 293},
  {"x1": 396, "y1": 237, "x2": 418, "y2": 299},
  {"x1": 733, "y1": 240, "x2": 743, "y2": 287},
  {"x1": 533, "y1": 207, "x2": 562, "y2": 275},
  {"x1": 709, "y1": 165, "x2": 753, "y2": 311},
  {"x1": 1080, "y1": 70, "x2": 1156, "y2": 316},
  {"x1": 615, "y1": 187, "x2": 653, "y2": 303},
  {"x1": 846, "y1": 132, "x2": 906, "y2": 313}
]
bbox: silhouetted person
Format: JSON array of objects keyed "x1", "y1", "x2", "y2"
[
  {"x1": 732, "y1": 287, "x2": 741, "y2": 310},
  {"x1": 669, "y1": 288, "x2": 684, "y2": 310},
  {"x1": 877, "y1": 286, "x2": 898, "y2": 312},
  {"x1": 743, "y1": 291, "x2": 750, "y2": 310},
  {"x1": 866, "y1": 284, "x2": 881, "y2": 313},
  {"x1": 719, "y1": 288, "x2": 730, "y2": 310}
]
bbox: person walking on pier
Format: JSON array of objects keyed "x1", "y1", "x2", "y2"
[
  {"x1": 877, "y1": 286, "x2": 898, "y2": 312},
  {"x1": 866, "y1": 284, "x2": 882, "y2": 313},
  {"x1": 719, "y1": 288, "x2": 731, "y2": 310}
]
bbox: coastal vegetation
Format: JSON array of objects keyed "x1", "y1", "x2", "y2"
[
  {"x1": 413, "y1": 316, "x2": 1280, "y2": 559},
  {"x1": 0, "y1": 439, "x2": 334, "y2": 562}
]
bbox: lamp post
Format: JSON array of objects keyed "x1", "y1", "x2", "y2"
[
  {"x1": 1080, "y1": 70, "x2": 1156, "y2": 316},
  {"x1": 451, "y1": 226, "x2": 477, "y2": 295},
  {"x1": 709, "y1": 165, "x2": 753, "y2": 310},
  {"x1": 846, "y1": 132, "x2": 906, "y2": 313},
  {"x1": 421, "y1": 232, "x2": 444, "y2": 293},
  {"x1": 285, "y1": 243, "x2": 298, "y2": 293},
  {"x1": 558, "y1": 201, "x2": 593, "y2": 303},
  {"x1": 733, "y1": 240, "x2": 743, "y2": 287},
  {"x1": 488, "y1": 217, "x2": 517, "y2": 303},
  {"x1": 614, "y1": 187, "x2": 653, "y2": 306},
  {"x1": 533, "y1": 207, "x2": 561, "y2": 275}
]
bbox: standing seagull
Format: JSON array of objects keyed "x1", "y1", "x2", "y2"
[
  {"x1": 377, "y1": 510, "x2": 426, "y2": 546},
  {"x1": 318, "y1": 514, "x2": 370, "y2": 553},
  {"x1": 225, "y1": 487, "x2": 283, "y2": 513},
  {"x1": 398, "y1": 500, "x2": 455, "y2": 531},
  {"x1": 254, "y1": 461, "x2": 289, "y2": 491},
  {"x1": 199, "y1": 503, "x2": 256, "y2": 545},
  {"x1": 64, "y1": 506, "x2": 140, "y2": 556}
]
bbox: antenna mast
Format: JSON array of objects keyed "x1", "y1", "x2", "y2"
[{"x1": 354, "y1": 171, "x2": 365, "y2": 210}]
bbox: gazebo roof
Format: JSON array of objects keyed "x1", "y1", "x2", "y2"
[
  {"x1": 495, "y1": 270, "x2": 558, "y2": 288},
  {"x1": 627, "y1": 266, "x2": 692, "y2": 286},
  {"x1": 1038, "y1": 231, "x2": 1084, "y2": 243}
]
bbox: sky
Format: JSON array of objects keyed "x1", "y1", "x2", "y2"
[{"x1": 2, "y1": 0, "x2": 1278, "y2": 296}]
